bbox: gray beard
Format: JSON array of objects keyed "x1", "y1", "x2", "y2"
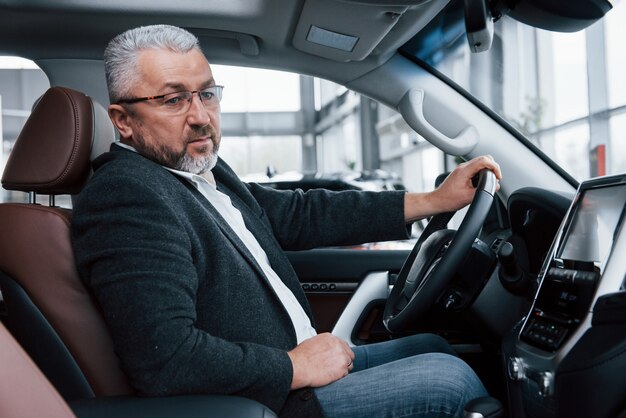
[
  {"x1": 133, "y1": 132, "x2": 219, "y2": 175},
  {"x1": 176, "y1": 151, "x2": 218, "y2": 174}
]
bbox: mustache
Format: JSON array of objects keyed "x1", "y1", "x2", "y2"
[{"x1": 185, "y1": 125, "x2": 218, "y2": 142}]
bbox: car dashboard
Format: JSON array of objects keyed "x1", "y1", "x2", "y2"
[{"x1": 504, "y1": 174, "x2": 626, "y2": 418}]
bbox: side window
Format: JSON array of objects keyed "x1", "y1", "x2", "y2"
[
  {"x1": 212, "y1": 65, "x2": 304, "y2": 176},
  {"x1": 212, "y1": 65, "x2": 453, "y2": 248},
  {"x1": 0, "y1": 56, "x2": 50, "y2": 204},
  {"x1": 213, "y1": 64, "x2": 450, "y2": 194}
]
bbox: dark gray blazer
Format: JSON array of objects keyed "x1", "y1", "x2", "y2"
[{"x1": 71, "y1": 144, "x2": 409, "y2": 417}]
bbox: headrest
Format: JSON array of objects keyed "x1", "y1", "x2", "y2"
[{"x1": 1, "y1": 87, "x2": 115, "y2": 195}]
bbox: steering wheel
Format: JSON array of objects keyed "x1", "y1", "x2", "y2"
[{"x1": 383, "y1": 169, "x2": 497, "y2": 332}]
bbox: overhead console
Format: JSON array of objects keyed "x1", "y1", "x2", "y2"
[
  {"x1": 291, "y1": 0, "x2": 444, "y2": 62},
  {"x1": 506, "y1": 173, "x2": 626, "y2": 418}
]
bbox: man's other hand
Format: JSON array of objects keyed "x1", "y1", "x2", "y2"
[{"x1": 288, "y1": 333, "x2": 355, "y2": 389}]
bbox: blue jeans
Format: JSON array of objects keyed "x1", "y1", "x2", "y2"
[{"x1": 314, "y1": 334, "x2": 487, "y2": 418}]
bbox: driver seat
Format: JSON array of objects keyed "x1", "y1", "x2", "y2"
[
  {"x1": 0, "y1": 86, "x2": 132, "y2": 399},
  {"x1": 0, "y1": 86, "x2": 275, "y2": 417}
]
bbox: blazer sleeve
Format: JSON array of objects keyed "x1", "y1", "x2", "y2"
[
  {"x1": 71, "y1": 170, "x2": 294, "y2": 413},
  {"x1": 246, "y1": 182, "x2": 411, "y2": 251}
]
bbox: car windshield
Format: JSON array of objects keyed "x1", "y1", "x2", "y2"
[{"x1": 401, "y1": 0, "x2": 626, "y2": 182}]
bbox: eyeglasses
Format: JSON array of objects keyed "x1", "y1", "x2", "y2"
[{"x1": 116, "y1": 85, "x2": 224, "y2": 115}]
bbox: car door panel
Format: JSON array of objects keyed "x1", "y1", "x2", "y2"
[{"x1": 286, "y1": 249, "x2": 409, "y2": 340}]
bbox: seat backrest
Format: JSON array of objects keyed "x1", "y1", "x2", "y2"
[
  {"x1": 0, "y1": 321, "x2": 76, "y2": 418},
  {"x1": 0, "y1": 86, "x2": 133, "y2": 398}
]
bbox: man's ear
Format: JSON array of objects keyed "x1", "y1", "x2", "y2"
[{"x1": 108, "y1": 104, "x2": 134, "y2": 140}]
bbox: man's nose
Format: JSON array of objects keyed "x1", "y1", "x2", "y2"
[{"x1": 186, "y1": 93, "x2": 211, "y2": 126}]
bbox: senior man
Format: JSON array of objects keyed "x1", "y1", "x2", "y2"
[{"x1": 72, "y1": 24, "x2": 501, "y2": 418}]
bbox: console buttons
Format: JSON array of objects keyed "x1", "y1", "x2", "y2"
[
  {"x1": 521, "y1": 316, "x2": 568, "y2": 351},
  {"x1": 301, "y1": 282, "x2": 339, "y2": 292},
  {"x1": 302, "y1": 282, "x2": 354, "y2": 292}
]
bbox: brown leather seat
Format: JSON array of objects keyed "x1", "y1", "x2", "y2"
[
  {"x1": 0, "y1": 86, "x2": 133, "y2": 398},
  {"x1": 0, "y1": 321, "x2": 76, "y2": 418}
]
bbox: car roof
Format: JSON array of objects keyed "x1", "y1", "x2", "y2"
[{"x1": 0, "y1": 0, "x2": 450, "y2": 86}]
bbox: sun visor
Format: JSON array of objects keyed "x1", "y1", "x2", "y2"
[{"x1": 292, "y1": 0, "x2": 413, "y2": 62}]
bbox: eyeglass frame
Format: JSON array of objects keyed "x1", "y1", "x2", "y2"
[{"x1": 115, "y1": 85, "x2": 224, "y2": 111}]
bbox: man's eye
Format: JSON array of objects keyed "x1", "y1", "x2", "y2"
[
  {"x1": 163, "y1": 94, "x2": 185, "y2": 106},
  {"x1": 199, "y1": 91, "x2": 215, "y2": 101}
]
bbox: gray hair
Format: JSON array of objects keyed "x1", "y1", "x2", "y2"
[{"x1": 104, "y1": 24, "x2": 202, "y2": 103}]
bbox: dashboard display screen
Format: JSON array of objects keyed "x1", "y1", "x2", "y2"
[{"x1": 558, "y1": 184, "x2": 626, "y2": 263}]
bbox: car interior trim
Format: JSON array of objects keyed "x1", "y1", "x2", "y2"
[{"x1": 332, "y1": 271, "x2": 389, "y2": 346}]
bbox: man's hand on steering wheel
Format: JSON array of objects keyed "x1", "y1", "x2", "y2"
[{"x1": 403, "y1": 155, "x2": 502, "y2": 223}]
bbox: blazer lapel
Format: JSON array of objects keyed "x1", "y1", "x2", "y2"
[{"x1": 177, "y1": 178, "x2": 269, "y2": 282}]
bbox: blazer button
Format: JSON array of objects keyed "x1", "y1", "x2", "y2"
[{"x1": 300, "y1": 390, "x2": 313, "y2": 401}]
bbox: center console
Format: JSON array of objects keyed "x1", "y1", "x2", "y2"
[{"x1": 505, "y1": 174, "x2": 626, "y2": 417}]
